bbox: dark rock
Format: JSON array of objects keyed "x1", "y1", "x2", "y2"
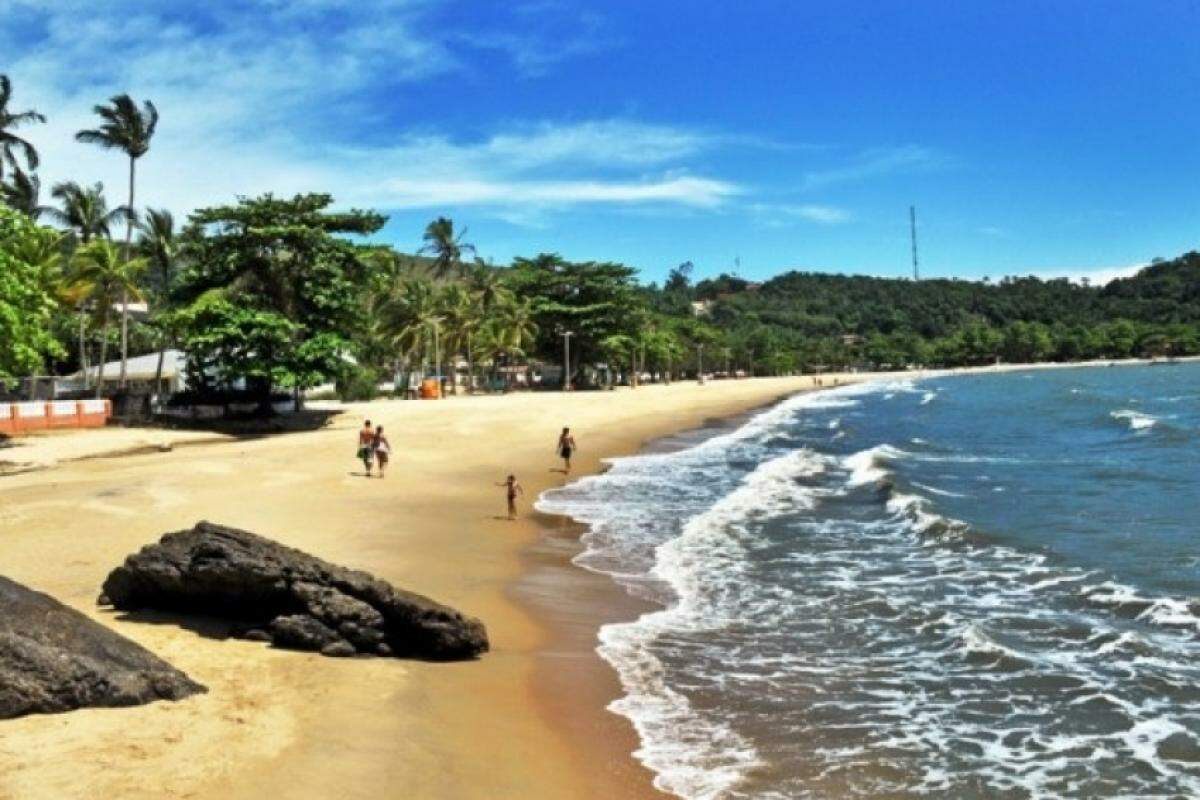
[
  {"x1": 0, "y1": 575, "x2": 205, "y2": 720},
  {"x1": 239, "y1": 628, "x2": 272, "y2": 643},
  {"x1": 320, "y1": 641, "x2": 357, "y2": 658},
  {"x1": 100, "y1": 521, "x2": 489, "y2": 661}
]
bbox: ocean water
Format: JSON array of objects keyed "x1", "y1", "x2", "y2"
[{"x1": 537, "y1": 363, "x2": 1200, "y2": 799}]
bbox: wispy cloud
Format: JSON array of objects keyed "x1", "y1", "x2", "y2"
[
  {"x1": 749, "y1": 203, "x2": 854, "y2": 227},
  {"x1": 802, "y1": 145, "x2": 953, "y2": 190},
  {"x1": 3, "y1": 2, "x2": 738, "y2": 228}
]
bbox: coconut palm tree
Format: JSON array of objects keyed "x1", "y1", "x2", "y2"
[
  {"x1": 466, "y1": 258, "x2": 514, "y2": 313},
  {"x1": 136, "y1": 208, "x2": 178, "y2": 397},
  {"x1": 438, "y1": 283, "x2": 482, "y2": 394},
  {"x1": 44, "y1": 181, "x2": 128, "y2": 380},
  {"x1": 0, "y1": 75, "x2": 45, "y2": 181},
  {"x1": 70, "y1": 240, "x2": 147, "y2": 397},
  {"x1": 76, "y1": 94, "x2": 159, "y2": 389},
  {"x1": 43, "y1": 181, "x2": 126, "y2": 245},
  {"x1": 419, "y1": 216, "x2": 475, "y2": 280},
  {"x1": 0, "y1": 165, "x2": 44, "y2": 218},
  {"x1": 386, "y1": 279, "x2": 445, "y2": 389},
  {"x1": 484, "y1": 297, "x2": 538, "y2": 390}
]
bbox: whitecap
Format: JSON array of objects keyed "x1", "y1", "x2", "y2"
[{"x1": 1111, "y1": 409, "x2": 1158, "y2": 431}]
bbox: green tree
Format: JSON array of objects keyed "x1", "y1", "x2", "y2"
[
  {"x1": 0, "y1": 207, "x2": 63, "y2": 380},
  {"x1": 70, "y1": 240, "x2": 146, "y2": 396},
  {"x1": 420, "y1": 216, "x2": 475, "y2": 279},
  {"x1": 505, "y1": 253, "x2": 644, "y2": 383},
  {"x1": 137, "y1": 208, "x2": 180, "y2": 395},
  {"x1": 44, "y1": 181, "x2": 127, "y2": 245},
  {"x1": 176, "y1": 193, "x2": 386, "y2": 411},
  {"x1": 76, "y1": 94, "x2": 159, "y2": 389},
  {"x1": 0, "y1": 165, "x2": 44, "y2": 218},
  {"x1": 0, "y1": 75, "x2": 45, "y2": 181}
]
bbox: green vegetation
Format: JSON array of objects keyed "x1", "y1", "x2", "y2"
[
  {"x1": 0, "y1": 207, "x2": 63, "y2": 380},
  {"x1": 2, "y1": 71, "x2": 1200, "y2": 405}
]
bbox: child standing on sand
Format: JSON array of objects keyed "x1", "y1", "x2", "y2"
[
  {"x1": 557, "y1": 427, "x2": 577, "y2": 474},
  {"x1": 497, "y1": 475, "x2": 523, "y2": 520},
  {"x1": 357, "y1": 420, "x2": 375, "y2": 477}
]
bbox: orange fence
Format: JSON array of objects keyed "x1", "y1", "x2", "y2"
[{"x1": 0, "y1": 399, "x2": 111, "y2": 436}]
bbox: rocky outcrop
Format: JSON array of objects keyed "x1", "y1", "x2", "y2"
[
  {"x1": 0, "y1": 575, "x2": 205, "y2": 719},
  {"x1": 99, "y1": 521, "x2": 489, "y2": 661}
]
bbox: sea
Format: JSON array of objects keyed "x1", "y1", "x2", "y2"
[{"x1": 536, "y1": 362, "x2": 1200, "y2": 799}]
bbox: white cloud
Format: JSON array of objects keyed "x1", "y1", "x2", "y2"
[
  {"x1": 749, "y1": 202, "x2": 854, "y2": 227},
  {"x1": 2, "y1": 2, "x2": 738, "y2": 229},
  {"x1": 1027, "y1": 264, "x2": 1145, "y2": 286},
  {"x1": 802, "y1": 145, "x2": 953, "y2": 190}
]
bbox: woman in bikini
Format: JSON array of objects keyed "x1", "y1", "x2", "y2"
[
  {"x1": 557, "y1": 427, "x2": 577, "y2": 474},
  {"x1": 373, "y1": 425, "x2": 392, "y2": 478}
]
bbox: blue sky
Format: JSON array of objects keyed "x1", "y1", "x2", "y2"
[{"x1": 4, "y1": 0, "x2": 1198, "y2": 284}]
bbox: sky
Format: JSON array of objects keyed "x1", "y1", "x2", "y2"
[{"x1": 3, "y1": 0, "x2": 1198, "y2": 285}]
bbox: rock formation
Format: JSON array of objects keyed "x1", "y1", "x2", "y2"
[
  {"x1": 0, "y1": 575, "x2": 205, "y2": 719},
  {"x1": 99, "y1": 521, "x2": 489, "y2": 660}
]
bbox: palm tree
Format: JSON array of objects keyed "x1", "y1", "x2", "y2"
[
  {"x1": 386, "y1": 279, "x2": 445, "y2": 389},
  {"x1": 439, "y1": 283, "x2": 482, "y2": 394},
  {"x1": 70, "y1": 240, "x2": 147, "y2": 397},
  {"x1": 484, "y1": 297, "x2": 538, "y2": 390},
  {"x1": 466, "y1": 258, "x2": 514, "y2": 312},
  {"x1": 0, "y1": 165, "x2": 44, "y2": 218},
  {"x1": 419, "y1": 216, "x2": 475, "y2": 279},
  {"x1": 76, "y1": 94, "x2": 159, "y2": 389},
  {"x1": 136, "y1": 208, "x2": 177, "y2": 398},
  {"x1": 0, "y1": 75, "x2": 45, "y2": 181},
  {"x1": 43, "y1": 181, "x2": 126, "y2": 244},
  {"x1": 45, "y1": 181, "x2": 128, "y2": 381}
]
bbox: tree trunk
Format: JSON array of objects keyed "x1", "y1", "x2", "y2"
[
  {"x1": 118, "y1": 157, "x2": 135, "y2": 390},
  {"x1": 466, "y1": 332, "x2": 474, "y2": 395},
  {"x1": 95, "y1": 313, "x2": 110, "y2": 399},
  {"x1": 152, "y1": 344, "x2": 167, "y2": 408},
  {"x1": 78, "y1": 308, "x2": 89, "y2": 389}
]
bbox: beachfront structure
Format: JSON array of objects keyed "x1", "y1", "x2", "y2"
[{"x1": 74, "y1": 350, "x2": 186, "y2": 397}]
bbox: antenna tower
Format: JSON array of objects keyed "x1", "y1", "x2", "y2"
[{"x1": 910, "y1": 205, "x2": 920, "y2": 281}]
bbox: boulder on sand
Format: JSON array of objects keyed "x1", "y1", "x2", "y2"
[
  {"x1": 0, "y1": 575, "x2": 205, "y2": 720},
  {"x1": 99, "y1": 521, "x2": 489, "y2": 661}
]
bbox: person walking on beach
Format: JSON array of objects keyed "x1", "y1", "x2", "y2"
[
  {"x1": 497, "y1": 474, "x2": 523, "y2": 520},
  {"x1": 557, "y1": 427, "x2": 577, "y2": 474},
  {"x1": 357, "y1": 420, "x2": 375, "y2": 477},
  {"x1": 373, "y1": 425, "x2": 392, "y2": 478}
]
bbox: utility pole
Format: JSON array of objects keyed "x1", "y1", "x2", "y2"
[
  {"x1": 561, "y1": 330, "x2": 574, "y2": 391},
  {"x1": 910, "y1": 205, "x2": 920, "y2": 281}
]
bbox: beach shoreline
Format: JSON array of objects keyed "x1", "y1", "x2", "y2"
[
  {"x1": 0, "y1": 358, "x2": 1187, "y2": 799},
  {"x1": 0, "y1": 376, "x2": 857, "y2": 800}
]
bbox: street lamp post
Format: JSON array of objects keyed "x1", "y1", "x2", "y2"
[{"x1": 561, "y1": 330, "x2": 574, "y2": 391}]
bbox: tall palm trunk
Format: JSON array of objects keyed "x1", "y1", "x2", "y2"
[
  {"x1": 77, "y1": 307, "x2": 89, "y2": 389},
  {"x1": 95, "y1": 310, "x2": 111, "y2": 399},
  {"x1": 118, "y1": 156, "x2": 134, "y2": 389},
  {"x1": 465, "y1": 331, "x2": 474, "y2": 394}
]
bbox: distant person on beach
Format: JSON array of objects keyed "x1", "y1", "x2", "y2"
[
  {"x1": 557, "y1": 427, "x2": 577, "y2": 473},
  {"x1": 357, "y1": 420, "x2": 375, "y2": 477},
  {"x1": 497, "y1": 474, "x2": 523, "y2": 520},
  {"x1": 373, "y1": 425, "x2": 391, "y2": 478}
]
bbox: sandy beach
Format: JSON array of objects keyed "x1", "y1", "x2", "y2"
[{"x1": 0, "y1": 376, "x2": 864, "y2": 800}]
